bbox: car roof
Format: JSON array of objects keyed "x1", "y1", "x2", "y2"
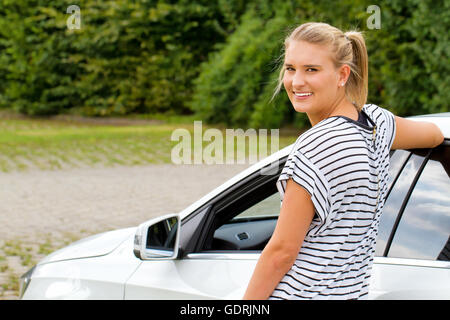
[
  {"x1": 411, "y1": 112, "x2": 450, "y2": 118},
  {"x1": 179, "y1": 113, "x2": 450, "y2": 220}
]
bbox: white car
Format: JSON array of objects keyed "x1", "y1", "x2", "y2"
[{"x1": 20, "y1": 113, "x2": 450, "y2": 300}]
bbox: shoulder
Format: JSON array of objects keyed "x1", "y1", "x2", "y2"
[
  {"x1": 363, "y1": 103, "x2": 395, "y2": 126},
  {"x1": 363, "y1": 103, "x2": 397, "y2": 148},
  {"x1": 292, "y1": 116, "x2": 355, "y2": 160}
]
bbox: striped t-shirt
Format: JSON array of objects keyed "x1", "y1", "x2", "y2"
[{"x1": 270, "y1": 104, "x2": 396, "y2": 300}]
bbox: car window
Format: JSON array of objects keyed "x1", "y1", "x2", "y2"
[
  {"x1": 232, "y1": 192, "x2": 280, "y2": 220},
  {"x1": 199, "y1": 170, "x2": 281, "y2": 252},
  {"x1": 209, "y1": 190, "x2": 280, "y2": 251},
  {"x1": 375, "y1": 151, "x2": 427, "y2": 256},
  {"x1": 386, "y1": 149, "x2": 411, "y2": 192},
  {"x1": 388, "y1": 146, "x2": 450, "y2": 261}
]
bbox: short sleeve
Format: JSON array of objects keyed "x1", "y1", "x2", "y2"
[
  {"x1": 276, "y1": 149, "x2": 330, "y2": 224},
  {"x1": 380, "y1": 107, "x2": 397, "y2": 150}
]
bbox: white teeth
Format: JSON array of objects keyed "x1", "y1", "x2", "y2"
[{"x1": 294, "y1": 92, "x2": 312, "y2": 97}]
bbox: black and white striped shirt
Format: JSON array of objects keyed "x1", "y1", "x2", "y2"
[{"x1": 270, "y1": 104, "x2": 396, "y2": 300}]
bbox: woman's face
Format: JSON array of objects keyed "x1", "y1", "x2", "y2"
[{"x1": 283, "y1": 40, "x2": 347, "y2": 123}]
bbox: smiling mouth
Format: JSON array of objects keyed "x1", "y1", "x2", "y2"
[{"x1": 294, "y1": 92, "x2": 313, "y2": 97}]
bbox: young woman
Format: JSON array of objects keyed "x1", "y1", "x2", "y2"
[{"x1": 243, "y1": 22, "x2": 444, "y2": 300}]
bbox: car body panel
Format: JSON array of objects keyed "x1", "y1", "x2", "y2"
[
  {"x1": 22, "y1": 231, "x2": 140, "y2": 299},
  {"x1": 124, "y1": 253, "x2": 259, "y2": 300},
  {"x1": 369, "y1": 257, "x2": 450, "y2": 299},
  {"x1": 39, "y1": 227, "x2": 136, "y2": 265}
]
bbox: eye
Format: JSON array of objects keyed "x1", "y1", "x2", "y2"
[
  {"x1": 285, "y1": 66, "x2": 295, "y2": 72},
  {"x1": 306, "y1": 67, "x2": 318, "y2": 72}
]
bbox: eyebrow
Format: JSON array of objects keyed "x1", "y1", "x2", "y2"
[{"x1": 284, "y1": 63, "x2": 322, "y2": 68}]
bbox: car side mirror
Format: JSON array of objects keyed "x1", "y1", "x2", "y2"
[{"x1": 133, "y1": 213, "x2": 180, "y2": 260}]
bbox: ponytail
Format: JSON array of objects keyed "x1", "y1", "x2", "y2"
[{"x1": 344, "y1": 31, "x2": 369, "y2": 110}]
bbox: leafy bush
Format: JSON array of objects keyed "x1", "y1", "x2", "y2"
[
  {"x1": 0, "y1": 0, "x2": 448, "y2": 124},
  {"x1": 0, "y1": 0, "x2": 245, "y2": 116},
  {"x1": 367, "y1": 0, "x2": 450, "y2": 116},
  {"x1": 0, "y1": 1, "x2": 84, "y2": 115}
]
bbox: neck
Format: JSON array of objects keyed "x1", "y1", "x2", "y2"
[{"x1": 307, "y1": 95, "x2": 357, "y2": 126}]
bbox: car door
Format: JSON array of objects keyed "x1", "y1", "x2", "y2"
[
  {"x1": 124, "y1": 164, "x2": 283, "y2": 299},
  {"x1": 370, "y1": 143, "x2": 450, "y2": 299},
  {"x1": 124, "y1": 144, "x2": 450, "y2": 299}
]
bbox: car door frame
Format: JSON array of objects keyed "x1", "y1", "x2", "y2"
[
  {"x1": 381, "y1": 140, "x2": 450, "y2": 256},
  {"x1": 178, "y1": 157, "x2": 287, "y2": 257},
  {"x1": 381, "y1": 147, "x2": 432, "y2": 257},
  {"x1": 371, "y1": 140, "x2": 450, "y2": 299}
]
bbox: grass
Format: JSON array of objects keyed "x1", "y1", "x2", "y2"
[
  {"x1": 0, "y1": 120, "x2": 181, "y2": 171},
  {"x1": 0, "y1": 110, "x2": 300, "y2": 172}
]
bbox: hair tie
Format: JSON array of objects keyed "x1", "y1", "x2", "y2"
[{"x1": 345, "y1": 34, "x2": 349, "y2": 41}]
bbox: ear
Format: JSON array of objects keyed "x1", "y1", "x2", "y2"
[{"x1": 337, "y1": 64, "x2": 351, "y2": 87}]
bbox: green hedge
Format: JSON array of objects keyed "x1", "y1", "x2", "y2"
[
  {"x1": 0, "y1": 0, "x2": 246, "y2": 116},
  {"x1": 368, "y1": 0, "x2": 450, "y2": 116},
  {"x1": 0, "y1": 0, "x2": 448, "y2": 127}
]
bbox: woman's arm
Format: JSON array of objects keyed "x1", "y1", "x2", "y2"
[
  {"x1": 242, "y1": 179, "x2": 315, "y2": 300},
  {"x1": 391, "y1": 116, "x2": 444, "y2": 150}
]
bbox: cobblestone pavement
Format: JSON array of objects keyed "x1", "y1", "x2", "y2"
[{"x1": 0, "y1": 163, "x2": 250, "y2": 299}]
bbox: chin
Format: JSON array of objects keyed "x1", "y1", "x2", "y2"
[{"x1": 291, "y1": 102, "x2": 311, "y2": 113}]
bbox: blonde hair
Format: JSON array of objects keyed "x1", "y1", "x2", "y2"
[{"x1": 272, "y1": 22, "x2": 369, "y2": 111}]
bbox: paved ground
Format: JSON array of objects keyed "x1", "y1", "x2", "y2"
[{"x1": 0, "y1": 163, "x2": 250, "y2": 299}]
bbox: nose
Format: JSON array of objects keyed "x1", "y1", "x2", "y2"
[{"x1": 292, "y1": 71, "x2": 306, "y2": 88}]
